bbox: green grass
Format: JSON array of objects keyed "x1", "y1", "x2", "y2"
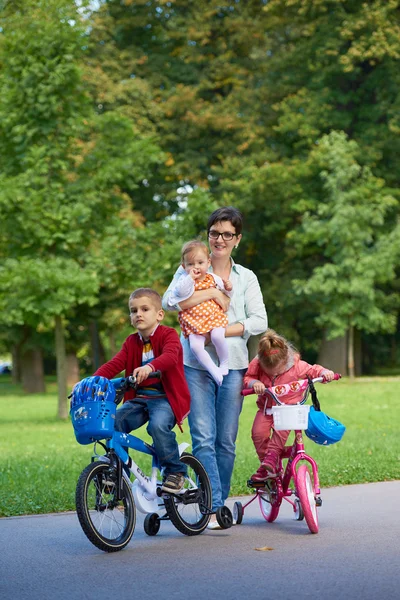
[{"x1": 0, "y1": 375, "x2": 399, "y2": 517}]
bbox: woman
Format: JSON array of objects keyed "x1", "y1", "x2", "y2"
[{"x1": 163, "y1": 206, "x2": 268, "y2": 529}]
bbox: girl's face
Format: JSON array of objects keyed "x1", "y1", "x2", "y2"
[
  {"x1": 208, "y1": 220, "x2": 241, "y2": 260},
  {"x1": 262, "y1": 359, "x2": 287, "y2": 378},
  {"x1": 183, "y1": 249, "x2": 210, "y2": 280}
]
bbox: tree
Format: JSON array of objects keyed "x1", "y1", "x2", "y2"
[
  {"x1": 0, "y1": 0, "x2": 163, "y2": 415},
  {"x1": 292, "y1": 131, "x2": 400, "y2": 376}
]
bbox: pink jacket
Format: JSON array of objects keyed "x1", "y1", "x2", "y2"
[{"x1": 243, "y1": 352, "x2": 326, "y2": 410}]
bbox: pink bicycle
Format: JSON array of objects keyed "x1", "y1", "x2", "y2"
[{"x1": 235, "y1": 374, "x2": 344, "y2": 534}]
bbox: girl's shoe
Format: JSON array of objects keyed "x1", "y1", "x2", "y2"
[
  {"x1": 261, "y1": 450, "x2": 279, "y2": 477},
  {"x1": 250, "y1": 464, "x2": 270, "y2": 482}
]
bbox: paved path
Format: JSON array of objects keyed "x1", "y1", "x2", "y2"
[{"x1": 1, "y1": 481, "x2": 399, "y2": 600}]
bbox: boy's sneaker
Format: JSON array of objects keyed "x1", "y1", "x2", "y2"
[{"x1": 161, "y1": 473, "x2": 186, "y2": 494}]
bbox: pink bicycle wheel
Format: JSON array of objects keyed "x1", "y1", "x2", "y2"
[
  {"x1": 258, "y1": 484, "x2": 281, "y2": 523},
  {"x1": 296, "y1": 464, "x2": 319, "y2": 534}
]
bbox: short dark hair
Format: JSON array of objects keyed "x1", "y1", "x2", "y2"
[
  {"x1": 129, "y1": 288, "x2": 162, "y2": 310},
  {"x1": 207, "y1": 206, "x2": 243, "y2": 236}
]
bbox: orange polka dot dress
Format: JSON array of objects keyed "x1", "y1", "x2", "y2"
[{"x1": 178, "y1": 274, "x2": 228, "y2": 338}]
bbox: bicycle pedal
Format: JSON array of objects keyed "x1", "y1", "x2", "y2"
[
  {"x1": 316, "y1": 496, "x2": 322, "y2": 507},
  {"x1": 247, "y1": 479, "x2": 266, "y2": 489}
]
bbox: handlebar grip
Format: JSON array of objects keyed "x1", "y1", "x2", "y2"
[
  {"x1": 333, "y1": 373, "x2": 341, "y2": 381},
  {"x1": 147, "y1": 370, "x2": 161, "y2": 379},
  {"x1": 241, "y1": 389, "x2": 256, "y2": 396}
]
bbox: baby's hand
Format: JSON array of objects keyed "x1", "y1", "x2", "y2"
[
  {"x1": 253, "y1": 381, "x2": 266, "y2": 394},
  {"x1": 223, "y1": 279, "x2": 233, "y2": 292},
  {"x1": 320, "y1": 369, "x2": 335, "y2": 383},
  {"x1": 133, "y1": 365, "x2": 154, "y2": 384},
  {"x1": 189, "y1": 268, "x2": 198, "y2": 280}
]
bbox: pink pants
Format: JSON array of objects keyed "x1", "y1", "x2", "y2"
[{"x1": 251, "y1": 409, "x2": 291, "y2": 462}]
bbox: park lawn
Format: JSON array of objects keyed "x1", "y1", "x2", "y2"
[{"x1": 0, "y1": 376, "x2": 398, "y2": 517}]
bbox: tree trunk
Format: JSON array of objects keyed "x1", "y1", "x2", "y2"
[
  {"x1": 66, "y1": 353, "x2": 80, "y2": 388},
  {"x1": 11, "y1": 344, "x2": 22, "y2": 384},
  {"x1": 348, "y1": 324, "x2": 355, "y2": 379},
  {"x1": 21, "y1": 348, "x2": 45, "y2": 393},
  {"x1": 109, "y1": 329, "x2": 117, "y2": 358},
  {"x1": 318, "y1": 333, "x2": 347, "y2": 376},
  {"x1": 55, "y1": 315, "x2": 68, "y2": 419},
  {"x1": 90, "y1": 320, "x2": 105, "y2": 371}
]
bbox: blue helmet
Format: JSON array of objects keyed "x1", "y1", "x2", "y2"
[
  {"x1": 71, "y1": 376, "x2": 116, "y2": 408},
  {"x1": 305, "y1": 406, "x2": 346, "y2": 445}
]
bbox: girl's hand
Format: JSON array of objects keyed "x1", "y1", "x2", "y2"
[
  {"x1": 133, "y1": 365, "x2": 153, "y2": 384},
  {"x1": 223, "y1": 279, "x2": 233, "y2": 292},
  {"x1": 253, "y1": 381, "x2": 266, "y2": 394},
  {"x1": 320, "y1": 369, "x2": 335, "y2": 383},
  {"x1": 213, "y1": 289, "x2": 230, "y2": 312}
]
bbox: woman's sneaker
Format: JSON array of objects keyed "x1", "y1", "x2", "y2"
[{"x1": 161, "y1": 473, "x2": 185, "y2": 494}]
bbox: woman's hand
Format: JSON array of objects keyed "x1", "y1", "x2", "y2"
[
  {"x1": 213, "y1": 289, "x2": 230, "y2": 312},
  {"x1": 253, "y1": 381, "x2": 266, "y2": 394}
]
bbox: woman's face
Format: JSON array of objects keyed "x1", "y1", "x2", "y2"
[{"x1": 208, "y1": 220, "x2": 242, "y2": 260}]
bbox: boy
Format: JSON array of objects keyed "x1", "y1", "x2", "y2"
[{"x1": 94, "y1": 288, "x2": 190, "y2": 493}]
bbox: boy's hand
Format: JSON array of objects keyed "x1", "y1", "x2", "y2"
[
  {"x1": 320, "y1": 369, "x2": 335, "y2": 383},
  {"x1": 223, "y1": 279, "x2": 233, "y2": 292},
  {"x1": 133, "y1": 365, "x2": 154, "y2": 384},
  {"x1": 253, "y1": 381, "x2": 266, "y2": 394}
]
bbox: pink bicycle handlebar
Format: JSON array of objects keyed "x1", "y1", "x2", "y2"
[{"x1": 241, "y1": 373, "x2": 341, "y2": 396}]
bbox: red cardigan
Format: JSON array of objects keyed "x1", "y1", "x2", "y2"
[{"x1": 94, "y1": 325, "x2": 190, "y2": 427}]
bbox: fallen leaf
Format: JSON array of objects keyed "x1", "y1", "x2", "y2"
[{"x1": 254, "y1": 546, "x2": 274, "y2": 552}]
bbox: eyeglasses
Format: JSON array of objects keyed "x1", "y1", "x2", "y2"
[{"x1": 208, "y1": 230, "x2": 237, "y2": 241}]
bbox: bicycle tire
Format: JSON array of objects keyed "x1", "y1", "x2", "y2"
[
  {"x1": 76, "y1": 461, "x2": 136, "y2": 552},
  {"x1": 163, "y1": 452, "x2": 212, "y2": 535},
  {"x1": 258, "y1": 482, "x2": 281, "y2": 523},
  {"x1": 233, "y1": 501, "x2": 244, "y2": 525},
  {"x1": 296, "y1": 464, "x2": 319, "y2": 534}
]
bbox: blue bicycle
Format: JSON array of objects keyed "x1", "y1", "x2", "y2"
[{"x1": 70, "y1": 374, "x2": 215, "y2": 552}]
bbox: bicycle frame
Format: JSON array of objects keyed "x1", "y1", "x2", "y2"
[
  {"x1": 108, "y1": 430, "x2": 159, "y2": 495},
  {"x1": 238, "y1": 375, "x2": 340, "y2": 522}
]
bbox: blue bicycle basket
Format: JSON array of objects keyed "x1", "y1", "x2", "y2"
[
  {"x1": 70, "y1": 376, "x2": 116, "y2": 445},
  {"x1": 305, "y1": 406, "x2": 346, "y2": 446}
]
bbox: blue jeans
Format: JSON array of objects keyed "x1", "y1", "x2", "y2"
[
  {"x1": 115, "y1": 397, "x2": 187, "y2": 476},
  {"x1": 185, "y1": 366, "x2": 246, "y2": 511}
]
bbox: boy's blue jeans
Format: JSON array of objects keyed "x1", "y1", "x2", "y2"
[
  {"x1": 185, "y1": 366, "x2": 246, "y2": 511},
  {"x1": 115, "y1": 397, "x2": 187, "y2": 476}
]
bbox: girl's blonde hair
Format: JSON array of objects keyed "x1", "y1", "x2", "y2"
[
  {"x1": 181, "y1": 240, "x2": 209, "y2": 264},
  {"x1": 258, "y1": 329, "x2": 297, "y2": 370}
]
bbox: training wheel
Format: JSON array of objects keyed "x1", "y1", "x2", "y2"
[
  {"x1": 216, "y1": 506, "x2": 233, "y2": 529},
  {"x1": 294, "y1": 498, "x2": 304, "y2": 521},
  {"x1": 144, "y1": 513, "x2": 161, "y2": 536},
  {"x1": 233, "y1": 501, "x2": 244, "y2": 525}
]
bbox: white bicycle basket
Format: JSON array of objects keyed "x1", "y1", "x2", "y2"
[{"x1": 271, "y1": 404, "x2": 310, "y2": 430}]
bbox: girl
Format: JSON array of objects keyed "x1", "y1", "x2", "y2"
[
  {"x1": 243, "y1": 329, "x2": 334, "y2": 482},
  {"x1": 168, "y1": 240, "x2": 233, "y2": 386}
]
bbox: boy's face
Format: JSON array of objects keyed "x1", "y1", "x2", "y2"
[{"x1": 129, "y1": 296, "x2": 164, "y2": 339}]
